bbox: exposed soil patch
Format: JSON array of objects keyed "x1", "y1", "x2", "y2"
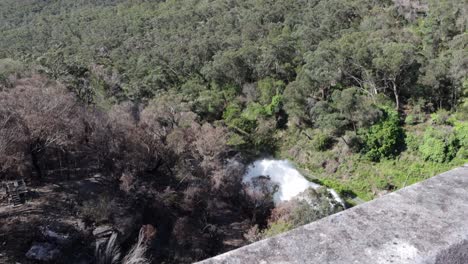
[{"x1": 0, "y1": 175, "x2": 124, "y2": 263}]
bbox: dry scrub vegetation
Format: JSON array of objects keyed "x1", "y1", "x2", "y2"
[{"x1": 0, "y1": 74, "x2": 279, "y2": 263}]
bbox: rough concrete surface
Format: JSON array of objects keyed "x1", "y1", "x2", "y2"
[{"x1": 198, "y1": 165, "x2": 468, "y2": 264}]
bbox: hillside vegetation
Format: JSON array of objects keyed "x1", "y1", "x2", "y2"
[{"x1": 0, "y1": 0, "x2": 467, "y2": 263}]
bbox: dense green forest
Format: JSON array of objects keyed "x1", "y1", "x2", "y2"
[{"x1": 0, "y1": 0, "x2": 467, "y2": 263}]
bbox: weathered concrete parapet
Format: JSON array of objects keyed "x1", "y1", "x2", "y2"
[{"x1": 199, "y1": 165, "x2": 468, "y2": 264}]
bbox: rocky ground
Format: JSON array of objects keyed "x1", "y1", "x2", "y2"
[
  {"x1": 0, "y1": 174, "x2": 141, "y2": 263},
  {"x1": 0, "y1": 172, "x2": 253, "y2": 264}
]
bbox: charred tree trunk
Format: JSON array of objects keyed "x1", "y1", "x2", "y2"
[
  {"x1": 392, "y1": 80, "x2": 400, "y2": 111},
  {"x1": 30, "y1": 147, "x2": 42, "y2": 180},
  {"x1": 64, "y1": 151, "x2": 71, "y2": 180}
]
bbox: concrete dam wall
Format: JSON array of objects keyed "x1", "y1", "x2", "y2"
[{"x1": 199, "y1": 165, "x2": 468, "y2": 264}]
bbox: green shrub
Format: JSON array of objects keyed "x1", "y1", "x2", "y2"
[
  {"x1": 193, "y1": 89, "x2": 225, "y2": 118},
  {"x1": 454, "y1": 121, "x2": 468, "y2": 147},
  {"x1": 257, "y1": 78, "x2": 285, "y2": 105},
  {"x1": 265, "y1": 94, "x2": 283, "y2": 115},
  {"x1": 261, "y1": 221, "x2": 294, "y2": 238},
  {"x1": 419, "y1": 127, "x2": 459, "y2": 163},
  {"x1": 223, "y1": 103, "x2": 256, "y2": 133},
  {"x1": 455, "y1": 80, "x2": 468, "y2": 121},
  {"x1": 242, "y1": 102, "x2": 268, "y2": 120},
  {"x1": 251, "y1": 117, "x2": 278, "y2": 152},
  {"x1": 454, "y1": 121, "x2": 468, "y2": 159},
  {"x1": 405, "y1": 132, "x2": 422, "y2": 152},
  {"x1": 362, "y1": 107, "x2": 405, "y2": 161},
  {"x1": 0, "y1": 58, "x2": 24, "y2": 76},
  {"x1": 405, "y1": 114, "x2": 416, "y2": 125},
  {"x1": 187, "y1": 82, "x2": 239, "y2": 120},
  {"x1": 405, "y1": 98, "x2": 427, "y2": 125},
  {"x1": 431, "y1": 109, "x2": 451, "y2": 125},
  {"x1": 312, "y1": 131, "x2": 334, "y2": 151},
  {"x1": 0, "y1": 58, "x2": 25, "y2": 87},
  {"x1": 343, "y1": 131, "x2": 364, "y2": 153},
  {"x1": 226, "y1": 133, "x2": 246, "y2": 146},
  {"x1": 316, "y1": 178, "x2": 345, "y2": 195},
  {"x1": 456, "y1": 147, "x2": 468, "y2": 159}
]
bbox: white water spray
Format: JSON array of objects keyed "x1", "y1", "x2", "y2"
[{"x1": 242, "y1": 159, "x2": 345, "y2": 207}]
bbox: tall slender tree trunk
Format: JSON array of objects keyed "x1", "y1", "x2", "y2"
[
  {"x1": 30, "y1": 148, "x2": 42, "y2": 180},
  {"x1": 58, "y1": 149, "x2": 62, "y2": 178},
  {"x1": 392, "y1": 80, "x2": 400, "y2": 110},
  {"x1": 64, "y1": 151, "x2": 71, "y2": 180},
  {"x1": 452, "y1": 85, "x2": 456, "y2": 110}
]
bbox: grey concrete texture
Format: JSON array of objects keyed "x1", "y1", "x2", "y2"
[{"x1": 198, "y1": 165, "x2": 468, "y2": 264}]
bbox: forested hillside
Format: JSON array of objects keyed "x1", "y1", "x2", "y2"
[{"x1": 0, "y1": 0, "x2": 467, "y2": 263}]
